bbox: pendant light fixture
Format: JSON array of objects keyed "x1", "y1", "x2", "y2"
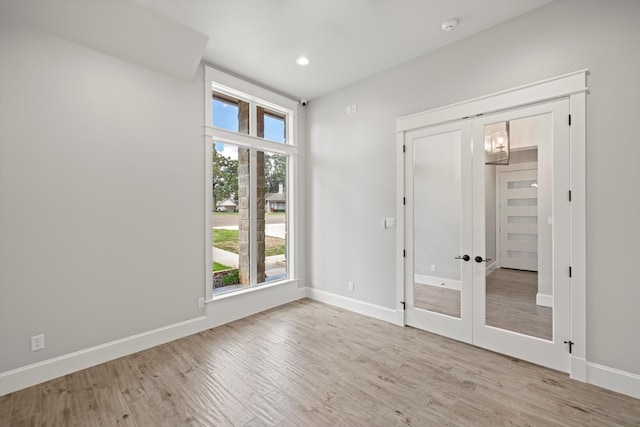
[{"x1": 485, "y1": 121, "x2": 510, "y2": 165}]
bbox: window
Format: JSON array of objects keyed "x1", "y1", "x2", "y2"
[
  {"x1": 205, "y1": 67, "x2": 298, "y2": 299},
  {"x1": 212, "y1": 91, "x2": 249, "y2": 134},
  {"x1": 257, "y1": 107, "x2": 286, "y2": 143}
]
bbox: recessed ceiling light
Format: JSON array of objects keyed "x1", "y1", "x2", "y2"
[{"x1": 296, "y1": 56, "x2": 310, "y2": 66}]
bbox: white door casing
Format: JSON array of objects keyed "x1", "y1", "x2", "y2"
[
  {"x1": 403, "y1": 99, "x2": 571, "y2": 372},
  {"x1": 396, "y1": 70, "x2": 587, "y2": 380}
]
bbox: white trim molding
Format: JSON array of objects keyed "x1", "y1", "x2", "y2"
[
  {"x1": 570, "y1": 356, "x2": 587, "y2": 382},
  {"x1": 395, "y1": 132, "x2": 406, "y2": 326},
  {"x1": 536, "y1": 293, "x2": 553, "y2": 307},
  {"x1": 395, "y1": 70, "x2": 588, "y2": 382},
  {"x1": 485, "y1": 259, "x2": 498, "y2": 276},
  {"x1": 0, "y1": 282, "x2": 306, "y2": 396},
  {"x1": 396, "y1": 70, "x2": 588, "y2": 132},
  {"x1": 306, "y1": 288, "x2": 401, "y2": 326},
  {"x1": 414, "y1": 274, "x2": 461, "y2": 291},
  {"x1": 587, "y1": 362, "x2": 640, "y2": 400},
  {"x1": 205, "y1": 65, "x2": 299, "y2": 113},
  {"x1": 569, "y1": 90, "x2": 587, "y2": 376},
  {"x1": 0, "y1": 316, "x2": 206, "y2": 397}
]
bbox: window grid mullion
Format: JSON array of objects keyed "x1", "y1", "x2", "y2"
[{"x1": 249, "y1": 101, "x2": 258, "y2": 138}]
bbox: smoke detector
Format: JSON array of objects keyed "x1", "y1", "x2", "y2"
[{"x1": 442, "y1": 19, "x2": 458, "y2": 32}]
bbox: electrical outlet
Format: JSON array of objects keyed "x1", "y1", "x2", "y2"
[
  {"x1": 31, "y1": 334, "x2": 45, "y2": 351},
  {"x1": 198, "y1": 297, "x2": 205, "y2": 308},
  {"x1": 348, "y1": 282, "x2": 354, "y2": 292},
  {"x1": 431, "y1": 264, "x2": 436, "y2": 272},
  {"x1": 384, "y1": 217, "x2": 396, "y2": 228},
  {"x1": 351, "y1": 104, "x2": 357, "y2": 113}
]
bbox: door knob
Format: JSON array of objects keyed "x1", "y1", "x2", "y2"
[
  {"x1": 455, "y1": 255, "x2": 471, "y2": 261},
  {"x1": 474, "y1": 256, "x2": 492, "y2": 263}
]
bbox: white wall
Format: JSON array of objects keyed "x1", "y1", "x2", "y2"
[
  {"x1": 0, "y1": 21, "x2": 308, "y2": 394},
  {"x1": 306, "y1": 0, "x2": 640, "y2": 375},
  {"x1": 0, "y1": 23, "x2": 206, "y2": 372}
]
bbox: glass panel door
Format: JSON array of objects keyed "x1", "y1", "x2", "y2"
[
  {"x1": 404, "y1": 121, "x2": 472, "y2": 343},
  {"x1": 472, "y1": 99, "x2": 571, "y2": 372}
]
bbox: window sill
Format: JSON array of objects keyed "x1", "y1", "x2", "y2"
[{"x1": 206, "y1": 278, "x2": 299, "y2": 304}]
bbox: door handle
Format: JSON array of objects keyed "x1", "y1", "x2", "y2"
[
  {"x1": 474, "y1": 256, "x2": 492, "y2": 263},
  {"x1": 455, "y1": 255, "x2": 471, "y2": 261}
]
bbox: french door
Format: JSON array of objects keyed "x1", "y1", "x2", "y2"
[
  {"x1": 404, "y1": 99, "x2": 571, "y2": 372},
  {"x1": 404, "y1": 120, "x2": 474, "y2": 342}
]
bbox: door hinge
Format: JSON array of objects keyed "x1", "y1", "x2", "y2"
[
  {"x1": 400, "y1": 301, "x2": 406, "y2": 310},
  {"x1": 403, "y1": 145, "x2": 406, "y2": 153},
  {"x1": 564, "y1": 340, "x2": 574, "y2": 354},
  {"x1": 569, "y1": 266, "x2": 572, "y2": 277},
  {"x1": 569, "y1": 190, "x2": 572, "y2": 201},
  {"x1": 403, "y1": 197, "x2": 406, "y2": 205},
  {"x1": 403, "y1": 250, "x2": 406, "y2": 258},
  {"x1": 568, "y1": 114, "x2": 572, "y2": 126}
]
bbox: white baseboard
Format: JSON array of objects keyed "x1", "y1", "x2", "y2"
[
  {"x1": 570, "y1": 356, "x2": 587, "y2": 382},
  {"x1": 536, "y1": 292, "x2": 553, "y2": 307},
  {"x1": 205, "y1": 281, "x2": 307, "y2": 329},
  {"x1": 414, "y1": 274, "x2": 461, "y2": 291},
  {"x1": 587, "y1": 362, "x2": 640, "y2": 399},
  {"x1": 0, "y1": 282, "x2": 306, "y2": 396},
  {"x1": 486, "y1": 260, "x2": 498, "y2": 276},
  {"x1": 0, "y1": 316, "x2": 208, "y2": 396},
  {"x1": 306, "y1": 287, "x2": 401, "y2": 325},
  {"x1": 5, "y1": 283, "x2": 637, "y2": 402}
]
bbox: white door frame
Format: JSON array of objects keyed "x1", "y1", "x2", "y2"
[{"x1": 395, "y1": 70, "x2": 587, "y2": 381}]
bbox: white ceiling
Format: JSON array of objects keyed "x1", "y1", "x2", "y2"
[
  {"x1": 137, "y1": 0, "x2": 553, "y2": 100},
  {"x1": 2, "y1": 0, "x2": 553, "y2": 100},
  {"x1": 0, "y1": 0, "x2": 209, "y2": 81}
]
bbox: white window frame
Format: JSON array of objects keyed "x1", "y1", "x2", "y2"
[{"x1": 204, "y1": 66, "x2": 299, "y2": 302}]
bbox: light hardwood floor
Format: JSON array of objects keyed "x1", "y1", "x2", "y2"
[{"x1": 1, "y1": 299, "x2": 638, "y2": 426}]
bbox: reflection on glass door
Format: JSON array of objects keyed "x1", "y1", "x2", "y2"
[
  {"x1": 413, "y1": 132, "x2": 462, "y2": 318},
  {"x1": 482, "y1": 114, "x2": 553, "y2": 341},
  {"x1": 404, "y1": 120, "x2": 472, "y2": 343},
  {"x1": 472, "y1": 98, "x2": 570, "y2": 373},
  {"x1": 402, "y1": 90, "x2": 576, "y2": 373}
]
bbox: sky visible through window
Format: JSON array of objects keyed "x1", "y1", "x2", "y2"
[
  {"x1": 212, "y1": 99, "x2": 240, "y2": 133},
  {"x1": 212, "y1": 99, "x2": 285, "y2": 158}
]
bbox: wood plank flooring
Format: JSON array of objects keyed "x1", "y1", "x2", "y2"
[{"x1": 1, "y1": 299, "x2": 638, "y2": 426}]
